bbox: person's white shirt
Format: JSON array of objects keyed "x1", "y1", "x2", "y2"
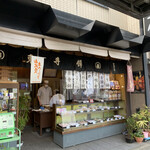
[{"x1": 50, "y1": 94, "x2": 65, "y2": 107}]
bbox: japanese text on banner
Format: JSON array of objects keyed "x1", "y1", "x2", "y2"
[{"x1": 30, "y1": 56, "x2": 44, "y2": 84}]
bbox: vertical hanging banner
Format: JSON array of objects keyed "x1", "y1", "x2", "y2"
[
  {"x1": 104, "y1": 74, "x2": 110, "y2": 89},
  {"x1": 87, "y1": 72, "x2": 94, "y2": 96},
  {"x1": 74, "y1": 71, "x2": 80, "y2": 89},
  {"x1": 65, "y1": 70, "x2": 73, "y2": 89},
  {"x1": 87, "y1": 72, "x2": 94, "y2": 89},
  {"x1": 99, "y1": 73, "x2": 104, "y2": 89},
  {"x1": 81, "y1": 71, "x2": 86, "y2": 89},
  {"x1": 127, "y1": 65, "x2": 134, "y2": 92},
  {"x1": 30, "y1": 56, "x2": 44, "y2": 84},
  {"x1": 93, "y1": 72, "x2": 99, "y2": 89}
]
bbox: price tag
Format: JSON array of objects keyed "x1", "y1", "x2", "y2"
[
  {"x1": 76, "y1": 124, "x2": 80, "y2": 127},
  {"x1": 66, "y1": 126, "x2": 70, "y2": 129},
  {"x1": 84, "y1": 123, "x2": 88, "y2": 126}
]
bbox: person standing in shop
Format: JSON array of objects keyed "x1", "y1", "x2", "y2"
[
  {"x1": 50, "y1": 90, "x2": 65, "y2": 107},
  {"x1": 37, "y1": 80, "x2": 52, "y2": 106}
]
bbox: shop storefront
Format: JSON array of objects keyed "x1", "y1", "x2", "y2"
[
  {"x1": 0, "y1": 0, "x2": 146, "y2": 149},
  {"x1": 0, "y1": 31, "x2": 130, "y2": 147}
]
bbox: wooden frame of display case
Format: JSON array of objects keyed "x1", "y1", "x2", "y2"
[{"x1": 0, "y1": 81, "x2": 19, "y2": 128}]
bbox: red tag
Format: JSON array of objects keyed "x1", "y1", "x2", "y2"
[{"x1": 89, "y1": 99, "x2": 94, "y2": 103}]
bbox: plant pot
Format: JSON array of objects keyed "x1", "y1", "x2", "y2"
[
  {"x1": 135, "y1": 137, "x2": 144, "y2": 143},
  {"x1": 125, "y1": 137, "x2": 135, "y2": 143},
  {"x1": 143, "y1": 132, "x2": 149, "y2": 138}
]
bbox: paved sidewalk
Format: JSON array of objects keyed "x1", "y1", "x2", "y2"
[{"x1": 22, "y1": 127, "x2": 150, "y2": 150}]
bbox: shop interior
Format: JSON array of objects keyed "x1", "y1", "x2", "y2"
[{"x1": 0, "y1": 68, "x2": 126, "y2": 126}]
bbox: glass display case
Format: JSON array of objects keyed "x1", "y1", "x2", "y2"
[
  {"x1": 54, "y1": 99, "x2": 126, "y2": 133},
  {"x1": 0, "y1": 82, "x2": 19, "y2": 128},
  {"x1": 55, "y1": 72, "x2": 126, "y2": 134}
]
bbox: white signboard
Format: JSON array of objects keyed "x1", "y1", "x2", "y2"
[{"x1": 30, "y1": 56, "x2": 44, "y2": 84}]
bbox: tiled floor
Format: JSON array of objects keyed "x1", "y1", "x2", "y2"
[{"x1": 22, "y1": 127, "x2": 150, "y2": 150}]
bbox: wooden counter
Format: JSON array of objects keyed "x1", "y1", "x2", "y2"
[{"x1": 33, "y1": 110, "x2": 53, "y2": 136}]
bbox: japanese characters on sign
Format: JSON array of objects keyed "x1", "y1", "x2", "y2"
[
  {"x1": 54, "y1": 57, "x2": 60, "y2": 66},
  {"x1": 30, "y1": 56, "x2": 44, "y2": 84},
  {"x1": 76, "y1": 60, "x2": 82, "y2": 68},
  {"x1": 1, "y1": 46, "x2": 126, "y2": 73},
  {"x1": 95, "y1": 62, "x2": 101, "y2": 69},
  {"x1": 0, "y1": 50, "x2": 5, "y2": 60}
]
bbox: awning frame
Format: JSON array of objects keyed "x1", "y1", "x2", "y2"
[
  {"x1": 0, "y1": 27, "x2": 43, "y2": 48},
  {"x1": 108, "y1": 48, "x2": 131, "y2": 61},
  {"x1": 79, "y1": 43, "x2": 108, "y2": 57},
  {"x1": 44, "y1": 36, "x2": 80, "y2": 51}
]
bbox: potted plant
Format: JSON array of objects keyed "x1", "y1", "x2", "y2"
[
  {"x1": 134, "y1": 129, "x2": 144, "y2": 143},
  {"x1": 132, "y1": 107, "x2": 149, "y2": 139},
  {"x1": 142, "y1": 106, "x2": 150, "y2": 138},
  {"x1": 125, "y1": 116, "x2": 136, "y2": 143},
  {"x1": 18, "y1": 95, "x2": 31, "y2": 132}
]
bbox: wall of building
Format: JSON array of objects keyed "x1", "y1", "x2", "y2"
[
  {"x1": 34, "y1": 0, "x2": 140, "y2": 35},
  {"x1": 130, "y1": 56, "x2": 146, "y2": 114}
]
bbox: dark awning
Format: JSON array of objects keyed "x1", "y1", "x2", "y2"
[
  {"x1": 0, "y1": 0, "x2": 49, "y2": 34},
  {"x1": 40, "y1": 8, "x2": 94, "y2": 40},
  {"x1": 125, "y1": 45, "x2": 142, "y2": 58},
  {"x1": 0, "y1": 0, "x2": 145, "y2": 55},
  {"x1": 75, "y1": 20, "x2": 119, "y2": 47},
  {"x1": 107, "y1": 28, "x2": 144, "y2": 49}
]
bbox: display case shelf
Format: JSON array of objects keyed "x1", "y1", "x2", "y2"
[
  {"x1": 94, "y1": 99, "x2": 123, "y2": 103},
  {"x1": 54, "y1": 100, "x2": 126, "y2": 135},
  {"x1": 56, "y1": 108, "x2": 124, "y2": 116}
]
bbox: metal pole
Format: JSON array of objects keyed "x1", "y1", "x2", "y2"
[{"x1": 143, "y1": 52, "x2": 150, "y2": 106}]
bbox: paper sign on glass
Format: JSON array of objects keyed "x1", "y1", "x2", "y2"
[{"x1": 30, "y1": 56, "x2": 44, "y2": 84}]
